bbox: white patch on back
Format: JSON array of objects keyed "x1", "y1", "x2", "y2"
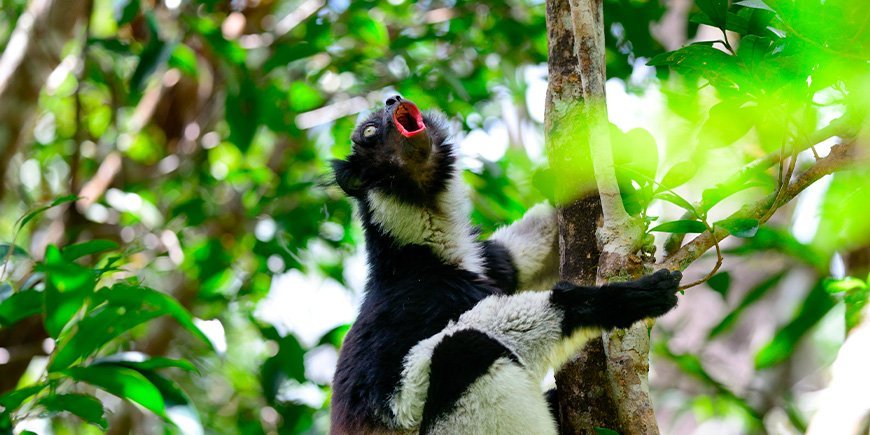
[
  {"x1": 490, "y1": 202, "x2": 559, "y2": 290},
  {"x1": 367, "y1": 170, "x2": 484, "y2": 275},
  {"x1": 389, "y1": 291, "x2": 593, "y2": 431},
  {"x1": 427, "y1": 358, "x2": 558, "y2": 435},
  {"x1": 455, "y1": 292, "x2": 563, "y2": 377}
]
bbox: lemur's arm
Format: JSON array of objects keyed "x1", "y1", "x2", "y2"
[
  {"x1": 488, "y1": 203, "x2": 560, "y2": 291},
  {"x1": 389, "y1": 269, "x2": 681, "y2": 429}
]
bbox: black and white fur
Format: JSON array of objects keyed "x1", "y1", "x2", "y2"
[{"x1": 329, "y1": 96, "x2": 681, "y2": 434}]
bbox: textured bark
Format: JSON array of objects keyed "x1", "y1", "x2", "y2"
[
  {"x1": 0, "y1": 0, "x2": 89, "y2": 199},
  {"x1": 545, "y1": 0, "x2": 657, "y2": 432}
]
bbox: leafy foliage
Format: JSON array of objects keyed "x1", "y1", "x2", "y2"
[{"x1": 0, "y1": 0, "x2": 866, "y2": 432}]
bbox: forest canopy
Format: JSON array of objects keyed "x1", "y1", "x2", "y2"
[{"x1": 0, "y1": 0, "x2": 867, "y2": 433}]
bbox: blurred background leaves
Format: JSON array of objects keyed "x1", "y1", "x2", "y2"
[{"x1": 0, "y1": 0, "x2": 867, "y2": 433}]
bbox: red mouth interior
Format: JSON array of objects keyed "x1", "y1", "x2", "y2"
[{"x1": 393, "y1": 102, "x2": 426, "y2": 137}]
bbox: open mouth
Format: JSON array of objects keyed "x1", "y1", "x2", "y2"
[{"x1": 392, "y1": 101, "x2": 426, "y2": 137}]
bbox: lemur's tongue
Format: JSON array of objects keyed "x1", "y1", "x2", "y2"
[{"x1": 392, "y1": 101, "x2": 426, "y2": 137}]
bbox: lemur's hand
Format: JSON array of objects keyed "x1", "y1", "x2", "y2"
[
  {"x1": 551, "y1": 269, "x2": 682, "y2": 331},
  {"x1": 607, "y1": 269, "x2": 681, "y2": 328}
]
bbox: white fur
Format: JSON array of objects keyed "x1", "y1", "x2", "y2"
[
  {"x1": 427, "y1": 358, "x2": 558, "y2": 435},
  {"x1": 389, "y1": 291, "x2": 598, "y2": 431},
  {"x1": 490, "y1": 203, "x2": 559, "y2": 290},
  {"x1": 454, "y1": 292, "x2": 563, "y2": 378},
  {"x1": 367, "y1": 171, "x2": 485, "y2": 275}
]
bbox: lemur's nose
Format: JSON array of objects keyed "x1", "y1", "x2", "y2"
[{"x1": 385, "y1": 95, "x2": 402, "y2": 106}]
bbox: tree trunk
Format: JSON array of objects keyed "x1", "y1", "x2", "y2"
[
  {"x1": 545, "y1": 0, "x2": 660, "y2": 433},
  {"x1": 0, "y1": 0, "x2": 89, "y2": 199}
]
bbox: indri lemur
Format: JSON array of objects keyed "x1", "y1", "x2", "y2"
[{"x1": 330, "y1": 96, "x2": 682, "y2": 434}]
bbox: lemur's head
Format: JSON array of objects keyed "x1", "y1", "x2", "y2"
[{"x1": 331, "y1": 96, "x2": 455, "y2": 205}]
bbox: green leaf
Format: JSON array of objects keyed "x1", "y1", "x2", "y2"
[
  {"x1": 64, "y1": 366, "x2": 166, "y2": 418},
  {"x1": 113, "y1": 0, "x2": 140, "y2": 25},
  {"x1": 62, "y1": 240, "x2": 119, "y2": 262},
  {"x1": 18, "y1": 195, "x2": 78, "y2": 229},
  {"x1": 0, "y1": 289, "x2": 43, "y2": 327},
  {"x1": 0, "y1": 243, "x2": 29, "y2": 259},
  {"x1": 48, "y1": 304, "x2": 163, "y2": 372},
  {"x1": 755, "y1": 280, "x2": 836, "y2": 369},
  {"x1": 95, "y1": 283, "x2": 213, "y2": 349},
  {"x1": 708, "y1": 272, "x2": 731, "y2": 298},
  {"x1": 168, "y1": 44, "x2": 198, "y2": 78},
  {"x1": 699, "y1": 101, "x2": 756, "y2": 148},
  {"x1": 824, "y1": 277, "x2": 869, "y2": 332},
  {"x1": 700, "y1": 177, "x2": 771, "y2": 211},
  {"x1": 38, "y1": 394, "x2": 107, "y2": 429},
  {"x1": 138, "y1": 370, "x2": 191, "y2": 407},
  {"x1": 734, "y1": 0, "x2": 773, "y2": 11},
  {"x1": 695, "y1": 0, "x2": 729, "y2": 29},
  {"x1": 94, "y1": 352, "x2": 198, "y2": 373},
  {"x1": 263, "y1": 42, "x2": 320, "y2": 72},
  {"x1": 715, "y1": 217, "x2": 759, "y2": 237},
  {"x1": 690, "y1": 11, "x2": 750, "y2": 34},
  {"x1": 40, "y1": 245, "x2": 95, "y2": 338},
  {"x1": 824, "y1": 277, "x2": 867, "y2": 294},
  {"x1": 0, "y1": 384, "x2": 46, "y2": 412},
  {"x1": 130, "y1": 12, "x2": 174, "y2": 97},
  {"x1": 226, "y1": 71, "x2": 259, "y2": 152},
  {"x1": 649, "y1": 220, "x2": 707, "y2": 234},
  {"x1": 658, "y1": 161, "x2": 698, "y2": 191},
  {"x1": 654, "y1": 192, "x2": 698, "y2": 216},
  {"x1": 594, "y1": 428, "x2": 620, "y2": 435},
  {"x1": 709, "y1": 270, "x2": 786, "y2": 338}
]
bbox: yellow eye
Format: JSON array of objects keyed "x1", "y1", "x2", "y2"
[{"x1": 363, "y1": 125, "x2": 377, "y2": 138}]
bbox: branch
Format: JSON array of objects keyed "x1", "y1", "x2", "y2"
[
  {"x1": 566, "y1": 0, "x2": 633, "y2": 239},
  {"x1": 660, "y1": 141, "x2": 859, "y2": 271}
]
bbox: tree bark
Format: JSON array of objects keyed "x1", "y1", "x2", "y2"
[
  {"x1": 0, "y1": 0, "x2": 89, "y2": 199},
  {"x1": 545, "y1": 0, "x2": 659, "y2": 432}
]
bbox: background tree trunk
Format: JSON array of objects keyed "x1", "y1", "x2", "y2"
[
  {"x1": 545, "y1": 0, "x2": 660, "y2": 432},
  {"x1": 0, "y1": 0, "x2": 89, "y2": 199}
]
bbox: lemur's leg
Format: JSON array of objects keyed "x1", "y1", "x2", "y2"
[
  {"x1": 389, "y1": 269, "x2": 681, "y2": 433},
  {"x1": 488, "y1": 203, "x2": 560, "y2": 291}
]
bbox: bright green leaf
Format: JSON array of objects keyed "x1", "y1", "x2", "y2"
[
  {"x1": 48, "y1": 304, "x2": 163, "y2": 372},
  {"x1": 658, "y1": 161, "x2": 698, "y2": 191},
  {"x1": 62, "y1": 240, "x2": 119, "y2": 262},
  {"x1": 0, "y1": 289, "x2": 43, "y2": 327},
  {"x1": 94, "y1": 352, "x2": 198, "y2": 373},
  {"x1": 0, "y1": 384, "x2": 46, "y2": 412},
  {"x1": 654, "y1": 192, "x2": 698, "y2": 216},
  {"x1": 40, "y1": 246, "x2": 95, "y2": 338},
  {"x1": 113, "y1": 0, "x2": 140, "y2": 25},
  {"x1": 94, "y1": 284, "x2": 213, "y2": 349},
  {"x1": 649, "y1": 220, "x2": 707, "y2": 234},
  {"x1": 64, "y1": 366, "x2": 166, "y2": 418},
  {"x1": 755, "y1": 280, "x2": 836, "y2": 369},
  {"x1": 708, "y1": 272, "x2": 731, "y2": 298},
  {"x1": 715, "y1": 217, "x2": 759, "y2": 237},
  {"x1": 695, "y1": 0, "x2": 729, "y2": 29},
  {"x1": 39, "y1": 394, "x2": 107, "y2": 429}
]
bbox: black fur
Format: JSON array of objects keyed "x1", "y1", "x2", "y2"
[
  {"x1": 329, "y1": 98, "x2": 681, "y2": 434},
  {"x1": 550, "y1": 269, "x2": 682, "y2": 335},
  {"x1": 330, "y1": 226, "x2": 505, "y2": 433},
  {"x1": 330, "y1": 101, "x2": 507, "y2": 432},
  {"x1": 480, "y1": 240, "x2": 519, "y2": 295},
  {"x1": 420, "y1": 329, "x2": 521, "y2": 434}
]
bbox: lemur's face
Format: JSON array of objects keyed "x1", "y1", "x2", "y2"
[{"x1": 332, "y1": 96, "x2": 454, "y2": 204}]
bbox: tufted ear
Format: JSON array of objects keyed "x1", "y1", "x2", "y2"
[{"x1": 330, "y1": 159, "x2": 363, "y2": 197}]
